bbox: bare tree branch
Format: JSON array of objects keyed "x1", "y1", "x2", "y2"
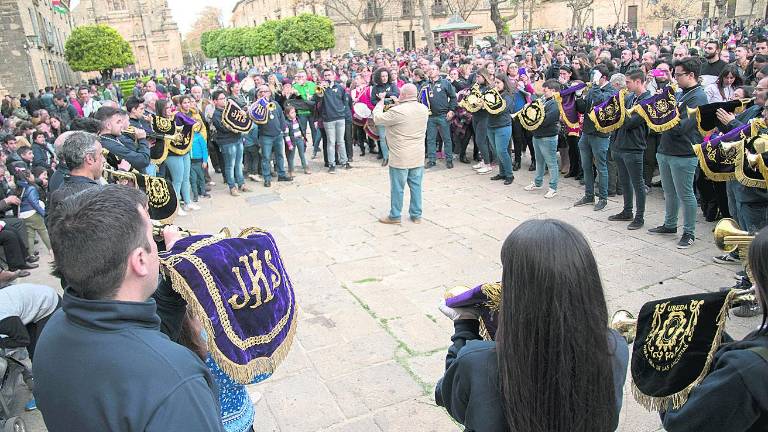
[{"x1": 445, "y1": 0, "x2": 483, "y2": 21}]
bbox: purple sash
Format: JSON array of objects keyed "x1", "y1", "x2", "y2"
[{"x1": 554, "y1": 82, "x2": 587, "y2": 129}]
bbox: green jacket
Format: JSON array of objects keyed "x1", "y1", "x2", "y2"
[{"x1": 292, "y1": 81, "x2": 317, "y2": 115}]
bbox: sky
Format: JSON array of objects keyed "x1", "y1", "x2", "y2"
[{"x1": 70, "y1": 0, "x2": 238, "y2": 36}]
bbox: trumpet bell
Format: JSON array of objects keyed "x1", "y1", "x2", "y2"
[
  {"x1": 610, "y1": 309, "x2": 637, "y2": 344},
  {"x1": 714, "y1": 218, "x2": 748, "y2": 252}
]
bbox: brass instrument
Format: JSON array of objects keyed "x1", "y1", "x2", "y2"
[
  {"x1": 122, "y1": 126, "x2": 183, "y2": 144},
  {"x1": 482, "y1": 87, "x2": 507, "y2": 115},
  {"x1": 610, "y1": 289, "x2": 756, "y2": 345},
  {"x1": 714, "y1": 217, "x2": 755, "y2": 279},
  {"x1": 151, "y1": 220, "x2": 196, "y2": 241},
  {"x1": 315, "y1": 81, "x2": 329, "y2": 97},
  {"x1": 458, "y1": 83, "x2": 484, "y2": 113}
]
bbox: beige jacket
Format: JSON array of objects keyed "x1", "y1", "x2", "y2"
[{"x1": 373, "y1": 100, "x2": 429, "y2": 169}]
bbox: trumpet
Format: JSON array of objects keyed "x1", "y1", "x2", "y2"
[
  {"x1": 610, "y1": 289, "x2": 757, "y2": 344},
  {"x1": 315, "y1": 81, "x2": 329, "y2": 97},
  {"x1": 151, "y1": 220, "x2": 196, "y2": 241},
  {"x1": 122, "y1": 126, "x2": 183, "y2": 143}
]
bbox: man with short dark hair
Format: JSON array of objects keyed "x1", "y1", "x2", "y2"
[
  {"x1": 51, "y1": 93, "x2": 77, "y2": 129},
  {"x1": 94, "y1": 106, "x2": 150, "y2": 171},
  {"x1": 648, "y1": 57, "x2": 708, "y2": 249},
  {"x1": 35, "y1": 184, "x2": 225, "y2": 432},
  {"x1": 77, "y1": 86, "x2": 100, "y2": 118},
  {"x1": 700, "y1": 40, "x2": 727, "y2": 86}
]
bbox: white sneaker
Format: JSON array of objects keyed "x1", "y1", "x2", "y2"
[
  {"x1": 207, "y1": 181, "x2": 216, "y2": 186},
  {"x1": 524, "y1": 183, "x2": 542, "y2": 191},
  {"x1": 472, "y1": 161, "x2": 485, "y2": 170},
  {"x1": 544, "y1": 188, "x2": 558, "y2": 199},
  {"x1": 178, "y1": 208, "x2": 188, "y2": 216},
  {"x1": 476, "y1": 166, "x2": 492, "y2": 174},
  {"x1": 188, "y1": 203, "x2": 201, "y2": 211}
]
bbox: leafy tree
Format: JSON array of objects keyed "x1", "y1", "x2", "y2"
[
  {"x1": 253, "y1": 20, "x2": 280, "y2": 57},
  {"x1": 64, "y1": 24, "x2": 134, "y2": 79},
  {"x1": 275, "y1": 14, "x2": 335, "y2": 58}
]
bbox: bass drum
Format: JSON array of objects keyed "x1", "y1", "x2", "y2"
[
  {"x1": 364, "y1": 118, "x2": 379, "y2": 141},
  {"x1": 352, "y1": 102, "x2": 372, "y2": 127}
]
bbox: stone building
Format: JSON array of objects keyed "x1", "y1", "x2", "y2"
[
  {"x1": 0, "y1": 0, "x2": 77, "y2": 97},
  {"x1": 72, "y1": 0, "x2": 183, "y2": 73},
  {"x1": 231, "y1": 0, "x2": 768, "y2": 54}
]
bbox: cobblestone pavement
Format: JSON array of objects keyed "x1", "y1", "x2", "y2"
[{"x1": 17, "y1": 148, "x2": 760, "y2": 431}]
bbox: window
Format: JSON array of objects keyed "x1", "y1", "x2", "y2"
[
  {"x1": 28, "y1": 8, "x2": 40, "y2": 42},
  {"x1": 701, "y1": 2, "x2": 710, "y2": 17},
  {"x1": 110, "y1": 0, "x2": 127, "y2": 10},
  {"x1": 402, "y1": 0, "x2": 413, "y2": 16},
  {"x1": 374, "y1": 33, "x2": 383, "y2": 47}
]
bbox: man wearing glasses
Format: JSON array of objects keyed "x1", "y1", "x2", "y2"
[{"x1": 648, "y1": 57, "x2": 708, "y2": 249}]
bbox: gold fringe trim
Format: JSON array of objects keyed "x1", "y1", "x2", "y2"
[
  {"x1": 692, "y1": 144, "x2": 735, "y2": 182},
  {"x1": 633, "y1": 104, "x2": 680, "y2": 133},
  {"x1": 151, "y1": 142, "x2": 169, "y2": 165},
  {"x1": 588, "y1": 89, "x2": 627, "y2": 134},
  {"x1": 160, "y1": 227, "x2": 298, "y2": 384},
  {"x1": 632, "y1": 290, "x2": 739, "y2": 412},
  {"x1": 553, "y1": 92, "x2": 581, "y2": 130},
  {"x1": 480, "y1": 282, "x2": 502, "y2": 313},
  {"x1": 735, "y1": 139, "x2": 768, "y2": 189},
  {"x1": 757, "y1": 154, "x2": 768, "y2": 184}
]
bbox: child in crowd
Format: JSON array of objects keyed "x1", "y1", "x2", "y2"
[
  {"x1": 189, "y1": 126, "x2": 211, "y2": 202},
  {"x1": 14, "y1": 167, "x2": 50, "y2": 256},
  {"x1": 283, "y1": 105, "x2": 310, "y2": 176}
]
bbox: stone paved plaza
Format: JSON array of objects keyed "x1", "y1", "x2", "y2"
[{"x1": 18, "y1": 149, "x2": 761, "y2": 431}]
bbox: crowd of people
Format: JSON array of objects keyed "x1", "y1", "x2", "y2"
[{"x1": 0, "y1": 15, "x2": 765, "y2": 432}]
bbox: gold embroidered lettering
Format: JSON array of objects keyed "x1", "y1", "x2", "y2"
[{"x1": 228, "y1": 264, "x2": 251, "y2": 309}]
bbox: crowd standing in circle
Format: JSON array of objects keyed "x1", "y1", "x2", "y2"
[{"x1": 0, "y1": 16, "x2": 765, "y2": 431}]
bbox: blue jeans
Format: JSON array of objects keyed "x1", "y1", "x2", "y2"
[
  {"x1": 325, "y1": 119, "x2": 348, "y2": 167},
  {"x1": 533, "y1": 135, "x2": 559, "y2": 190},
  {"x1": 614, "y1": 151, "x2": 645, "y2": 217},
  {"x1": 578, "y1": 134, "x2": 609, "y2": 199},
  {"x1": 426, "y1": 115, "x2": 453, "y2": 163},
  {"x1": 165, "y1": 153, "x2": 191, "y2": 204},
  {"x1": 260, "y1": 135, "x2": 286, "y2": 181},
  {"x1": 220, "y1": 140, "x2": 244, "y2": 189},
  {"x1": 287, "y1": 137, "x2": 308, "y2": 172},
  {"x1": 471, "y1": 115, "x2": 491, "y2": 163},
  {"x1": 377, "y1": 125, "x2": 389, "y2": 160},
  {"x1": 657, "y1": 153, "x2": 697, "y2": 236},
  {"x1": 488, "y1": 126, "x2": 513, "y2": 178},
  {"x1": 389, "y1": 166, "x2": 423, "y2": 220},
  {"x1": 737, "y1": 201, "x2": 768, "y2": 233}
]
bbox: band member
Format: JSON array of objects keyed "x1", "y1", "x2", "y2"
[
  {"x1": 558, "y1": 65, "x2": 582, "y2": 178},
  {"x1": 436, "y1": 219, "x2": 628, "y2": 431},
  {"x1": 470, "y1": 68, "x2": 494, "y2": 175},
  {"x1": 524, "y1": 79, "x2": 562, "y2": 197},
  {"x1": 660, "y1": 225, "x2": 768, "y2": 431},
  {"x1": 210, "y1": 90, "x2": 248, "y2": 196},
  {"x1": 125, "y1": 97, "x2": 155, "y2": 175},
  {"x1": 424, "y1": 64, "x2": 458, "y2": 169},
  {"x1": 608, "y1": 70, "x2": 652, "y2": 230},
  {"x1": 351, "y1": 74, "x2": 373, "y2": 156},
  {"x1": 370, "y1": 67, "x2": 400, "y2": 164},
  {"x1": 486, "y1": 74, "x2": 515, "y2": 184},
  {"x1": 316, "y1": 70, "x2": 351, "y2": 174},
  {"x1": 255, "y1": 85, "x2": 292, "y2": 187},
  {"x1": 93, "y1": 106, "x2": 151, "y2": 172}
]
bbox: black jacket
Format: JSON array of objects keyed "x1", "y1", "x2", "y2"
[
  {"x1": 661, "y1": 334, "x2": 768, "y2": 432},
  {"x1": 435, "y1": 319, "x2": 628, "y2": 432},
  {"x1": 487, "y1": 94, "x2": 515, "y2": 129},
  {"x1": 33, "y1": 289, "x2": 224, "y2": 432},
  {"x1": 100, "y1": 134, "x2": 150, "y2": 170},
  {"x1": 46, "y1": 175, "x2": 99, "y2": 224},
  {"x1": 423, "y1": 78, "x2": 457, "y2": 116},
  {"x1": 658, "y1": 85, "x2": 708, "y2": 157},
  {"x1": 317, "y1": 82, "x2": 348, "y2": 122},
  {"x1": 370, "y1": 83, "x2": 399, "y2": 106},
  {"x1": 211, "y1": 107, "x2": 242, "y2": 146},
  {"x1": 531, "y1": 97, "x2": 561, "y2": 138},
  {"x1": 613, "y1": 90, "x2": 652, "y2": 153},
  {"x1": 576, "y1": 83, "x2": 617, "y2": 138}
]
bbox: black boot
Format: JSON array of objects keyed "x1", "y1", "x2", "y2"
[
  {"x1": 528, "y1": 160, "x2": 536, "y2": 171},
  {"x1": 459, "y1": 155, "x2": 469, "y2": 164},
  {"x1": 512, "y1": 159, "x2": 521, "y2": 171}
]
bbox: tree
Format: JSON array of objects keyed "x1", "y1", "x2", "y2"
[
  {"x1": 445, "y1": 0, "x2": 482, "y2": 21},
  {"x1": 566, "y1": 0, "x2": 593, "y2": 34},
  {"x1": 647, "y1": 0, "x2": 697, "y2": 21},
  {"x1": 609, "y1": 0, "x2": 626, "y2": 26},
  {"x1": 64, "y1": 24, "x2": 134, "y2": 79},
  {"x1": 416, "y1": 0, "x2": 434, "y2": 51},
  {"x1": 489, "y1": 0, "x2": 518, "y2": 43},
  {"x1": 324, "y1": 0, "x2": 399, "y2": 51},
  {"x1": 182, "y1": 6, "x2": 223, "y2": 68},
  {"x1": 275, "y1": 14, "x2": 336, "y2": 58}
]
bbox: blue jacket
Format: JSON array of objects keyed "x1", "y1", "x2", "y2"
[
  {"x1": 258, "y1": 102, "x2": 287, "y2": 137},
  {"x1": 614, "y1": 90, "x2": 652, "y2": 153},
  {"x1": 19, "y1": 181, "x2": 45, "y2": 217},
  {"x1": 190, "y1": 132, "x2": 209, "y2": 161},
  {"x1": 532, "y1": 97, "x2": 561, "y2": 138},
  {"x1": 422, "y1": 78, "x2": 457, "y2": 116},
  {"x1": 487, "y1": 94, "x2": 515, "y2": 129},
  {"x1": 33, "y1": 289, "x2": 225, "y2": 432},
  {"x1": 318, "y1": 83, "x2": 348, "y2": 122},
  {"x1": 32, "y1": 142, "x2": 54, "y2": 170}
]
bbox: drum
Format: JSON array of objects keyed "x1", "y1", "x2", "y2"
[
  {"x1": 352, "y1": 102, "x2": 371, "y2": 127},
  {"x1": 364, "y1": 118, "x2": 379, "y2": 141}
]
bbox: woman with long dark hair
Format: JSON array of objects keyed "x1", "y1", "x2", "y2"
[
  {"x1": 436, "y1": 219, "x2": 628, "y2": 432},
  {"x1": 705, "y1": 65, "x2": 743, "y2": 102},
  {"x1": 660, "y1": 226, "x2": 768, "y2": 431},
  {"x1": 486, "y1": 73, "x2": 516, "y2": 185}
]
